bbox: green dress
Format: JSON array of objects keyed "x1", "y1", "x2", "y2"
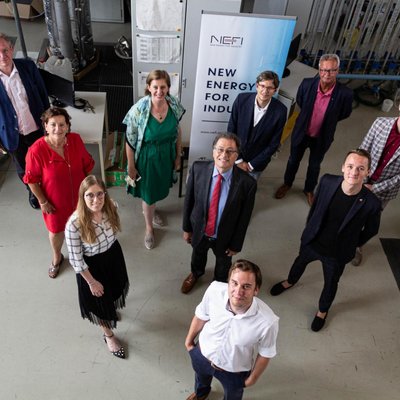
[{"x1": 129, "y1": 108, "x2": 177, "y2": 204}]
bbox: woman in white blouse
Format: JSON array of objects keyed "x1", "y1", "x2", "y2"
[{"x1": 65, "y1": 175, "x2": 129, "y2": 359}]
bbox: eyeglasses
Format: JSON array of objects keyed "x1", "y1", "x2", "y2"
[
  {"x1": 85, "y1": 191, "x2": 106, "y2": 200},
  {"x1": 214, "y1": 147, "x2": 238, "y2": 157},
  {"x1": 257, "y1": 83, "x2": 276, "y2": 92},
  {"x1": 319, "y1": 68, "x2": 338, "y2": 74}
]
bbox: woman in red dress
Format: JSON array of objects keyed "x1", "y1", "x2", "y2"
[{"x1": 24, "y1": 107, "x2": 94, "y2": 278}]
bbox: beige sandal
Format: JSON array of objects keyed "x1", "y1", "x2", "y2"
[{"x1": 48, "y1": 253, "x2": 64, "y2": 279}]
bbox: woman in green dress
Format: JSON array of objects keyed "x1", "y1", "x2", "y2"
[{"x1": 123, "y1": 70, "x2": 185, "y2": 249}]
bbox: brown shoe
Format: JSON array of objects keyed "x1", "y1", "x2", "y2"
[
  {"x1": 186, "y1": 393, "x2": 209, "y2": 400},
  {"x1": 181, "y1": 273, "x2": 198, "y2": 294},
  {"x1": 275, "y1": 184, "x2": 291, "y2": 199},
  {"x1": 303, "y1": 191, "x2": 314, "y2": 206}
]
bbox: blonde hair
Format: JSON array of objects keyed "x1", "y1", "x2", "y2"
[{"x1": 76, "y1": 175, "x2": 121, "y2": 243}]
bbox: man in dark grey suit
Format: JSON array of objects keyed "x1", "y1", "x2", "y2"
[
  {"x1": 270, "y1": 149, "x2": 381, "y2": 331},
  {"x1": 181, "y1": 133, "x2": 257, "y2": 294}
]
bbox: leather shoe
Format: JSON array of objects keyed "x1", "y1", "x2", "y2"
[
  {"x1": 303, "y1": 191, "x2": 314, "y2": 206},
  {"x1": 311, "y1": 312, "x2": 328, "y2": 332},
  {"x1": 29, "y1": 192, "x2": 40, "y2": 209},
  {"x1": 351, "y1": 247, "x2": 363, "y2": 266},
  {"x1": 270, "y1": 280, "x2": 293, "y2": 296},
  {"x1": 181, "y1": 273, "x2": 198, "y2": 294},
  {"x1": 186, "y1": 393, "x2": 209, "y2": 400},
  {"x1": 275, "y1": 184, "x2": 291, "y2": 199}
]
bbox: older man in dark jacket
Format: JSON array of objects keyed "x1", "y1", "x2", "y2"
[
  {"x1": 0, "y1": 33, "x2": 49, "y2": 208},
  {"x1": 275, "y1": 54, "x2": 353, "y2": 206}
]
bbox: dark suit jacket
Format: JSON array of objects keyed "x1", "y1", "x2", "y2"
[
  {"x1": 0, "y1": 59, "x2": 49, "y2": 151},
  {"x1": 291, "y1": 77, "x2": 353, "y2": 154},
  {"x1": 301, "y1": 174, "x2": 381, "y2": 263},
  {"x1": 183, "y1": 161, "x2": 257, "y2": 254},
  {"x1": 227, "y1": 93, "x2": 287, "y2": 171}
]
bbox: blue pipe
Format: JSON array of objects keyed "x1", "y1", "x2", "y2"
[{"x1": 338, "y1": 73, "x2": 400, "y2": 81}]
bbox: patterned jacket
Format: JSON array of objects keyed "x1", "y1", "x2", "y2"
[
  {"x1": 360, "y1": 117, "x2": 400, "y2": 201},
  {"x1": 123, "y1": 94, "x2": 185, "y2": 162}
]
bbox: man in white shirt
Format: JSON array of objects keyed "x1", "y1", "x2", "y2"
[
  {"x1": 184, "y1": 260, "x2": 279, "y2": 400},
  {"x1": 0, "y1": 33, "x2": 49, "y2": 208},
  {"x1": 227, "y1": 70, "x2": 287, "y2": 180}
]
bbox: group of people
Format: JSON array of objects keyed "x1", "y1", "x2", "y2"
[{"x1": 2, "y1": 29, "x2": 400, "y2": 399}]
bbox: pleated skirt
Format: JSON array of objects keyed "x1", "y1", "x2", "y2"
[{"x1": 76, "y1": 240, "x2": 129, "y2": 329}]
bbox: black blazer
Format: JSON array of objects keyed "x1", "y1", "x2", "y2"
[
  {"x1": 227, "y1": 93, "x2": 287, "y2": 171},
  {"x1": 183, "y1": 161, "x2": 257, "y2": 254},
  {"x1": 291, "y1": 77, "x2": 353, "y2": 154},
  {"x1": 301, "y1": 174, "x2": 381, "y2": 263}
]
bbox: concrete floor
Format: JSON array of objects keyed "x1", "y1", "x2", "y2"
[{"x1": 1, "y1": 15, "x2": 400, "y2": 400}]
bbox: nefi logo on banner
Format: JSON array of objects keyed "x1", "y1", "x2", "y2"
[{"x1": 210, "y1": 35, "x2": 244, "y2": 47}]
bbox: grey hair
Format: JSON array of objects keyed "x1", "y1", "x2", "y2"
[
  {"x1": 319, "y1": 53, "x2": 340, "y2": 67},
  {"x1": 0, "y1": 33, "x2": 14, "y2": 47}
]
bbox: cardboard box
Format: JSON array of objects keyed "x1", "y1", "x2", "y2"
[
  {"x1": 104, "y1": 131, "x2": 127, "y2": 187},
  {"x1": 0, "y1": 0, "x2": 44, "y2": 20}
]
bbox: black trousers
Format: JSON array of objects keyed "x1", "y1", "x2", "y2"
[
  {"x1": 287, "y1": 244, "x2": 346, "y2": 312},
  {"x1": 191, "y1": 236, "x2": 232, "y2": 282},
  {"x1": 284, "y1": 135, "x2": 327, "y2": 193},
  {"x1": 10, "y1": 129, "x2": 43, "y2": 181}
]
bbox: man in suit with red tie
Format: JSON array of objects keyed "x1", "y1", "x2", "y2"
[{"x1": 181, "y1": 133, "x2": 257, "y2": 294}]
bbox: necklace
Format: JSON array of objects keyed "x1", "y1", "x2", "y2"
[
  {"x1": 46, "y1": 135, "x2": 66, "y2": 149},
  {"x1": 153, "y1": 101, "x2": 167, "y2": 120}
]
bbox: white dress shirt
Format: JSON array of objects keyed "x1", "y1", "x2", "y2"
[
  {"x1": 0, "y1": 64, "x2": 38, "y2": 135},
  {"x1": 196, "y1": 281, "x2": 279, "y2": 372}
]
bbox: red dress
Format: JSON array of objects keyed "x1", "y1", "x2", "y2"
[{"x1": 24, "y1": 133, "x2": 95, "y2": 233}]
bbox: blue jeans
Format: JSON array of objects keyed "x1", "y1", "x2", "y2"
[{"x1": 188, "y1": 345, "x2": 250, "y2": 400}]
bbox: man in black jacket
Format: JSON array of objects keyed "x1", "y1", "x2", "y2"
[
  {"x1": 270, "y1": 149, "x2": 381, "y2": 331},
  {"x1": 181, "y1": 133, "x2": 257, "y2": 294},
  {"x1": 228, "y1": 70, "x2": 287, "y2": 180}
]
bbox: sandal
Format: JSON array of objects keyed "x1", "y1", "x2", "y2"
[
  {"x1": 152, "y1": 211, "x2": 165, "y2": 227},
  {"x1": 103, "y1": 333, "x2": 125, "y2": 359},
  {"x1": 144, "y1": 232, "x2": 155, "y2": 250},
  {"x1": 48, "y1": 253, "x2": 64, "y2": 279}
]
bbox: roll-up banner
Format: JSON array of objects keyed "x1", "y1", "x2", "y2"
[{"x1": 188, "y1": 12, "x2": 296, "y2": 165}]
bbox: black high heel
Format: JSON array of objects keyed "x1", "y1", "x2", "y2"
[{"x1": 103, "y1": 333, "x2": 125, "y2": 359}]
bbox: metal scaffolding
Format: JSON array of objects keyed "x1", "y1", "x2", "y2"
[{"x1": 301, "y1": 0, "x2": 400, "y2": 76}]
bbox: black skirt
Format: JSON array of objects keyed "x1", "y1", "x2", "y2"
[{"x1": 76, "y1": 240, "x2": 129, "y2": 329}]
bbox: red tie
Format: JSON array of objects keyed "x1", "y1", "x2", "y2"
[{"x1": 205, "y1": 173, "x2": 223, "y2": 237}]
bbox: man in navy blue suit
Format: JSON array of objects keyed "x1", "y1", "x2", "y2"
[
  {"x1": 0, "y1": 33, "x2": 49, "y2": 209},
  {"x1": 228, "y1": 70, "x2": 287, "y2": 180},
  {"x1": 275, "y1": 54, "x2": 353, "y2": 206},
  {"x1": 270, "y1": 149, "x2": 381, "y2": 332}
]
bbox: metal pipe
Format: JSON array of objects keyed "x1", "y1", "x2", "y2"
[
  {"x1": 10, "y1": 0, "x2": 27, "y2": 58},
  {"x1": 338, "y1": 73, "x2": 400, "y2": 81},
  {"x1": 54, "y1": 0, "x2": 74, "y2": 59}
]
